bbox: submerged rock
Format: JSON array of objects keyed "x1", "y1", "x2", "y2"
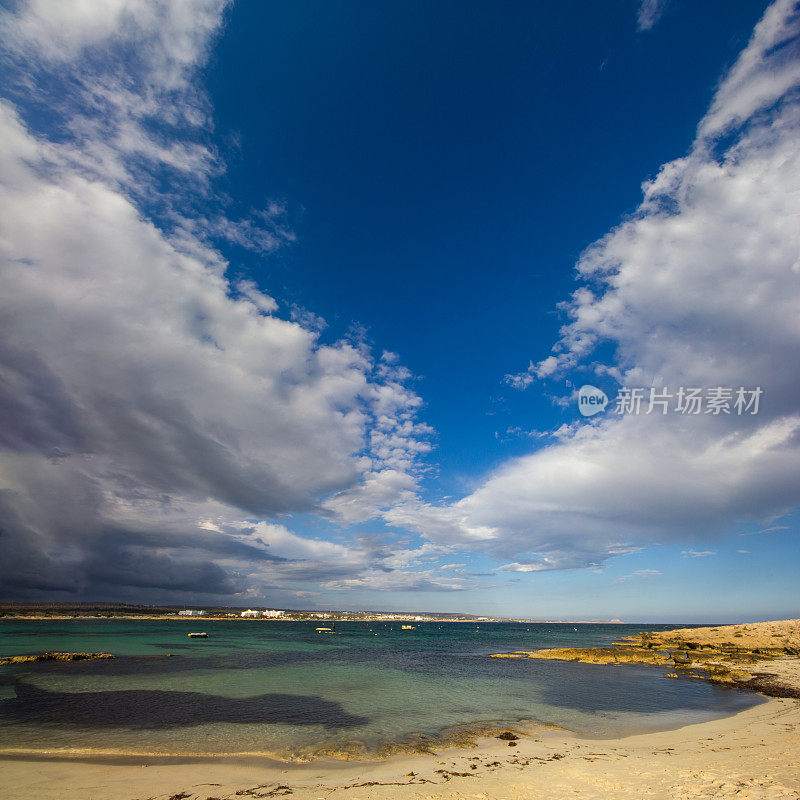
[
  {"x1": 491, "y1": 646, "x2": 672, "y2": 666},
  {"x1": 0, "y1": 651, "x2": 114, "y2": 665}
]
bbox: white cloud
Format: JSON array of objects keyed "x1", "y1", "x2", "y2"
[
  {"x1": 0, "y1": 2, "x2": 431, "y2": 598},
  {"x1": 2, "y1": 0, "x2": 798, "y2": 601},
  {"x1": 231, "y1": 522, "x2": 356, "y2": 563},
  {"x1": 320, "y1": 569, "x2": 468, "y2": 593},
  {"x1": 740, "y1": 524, "x2": 792, "y2": 536},
  {"x1": 682, "y1": 550, "x2": 716, "y2": 558},
  {"x1": 637, "y1": 0, "x2": 668, "y2": 32},
  {"x1": 380, "y1": 541, "x2": 451, "y2": 570},
  {"x1": 499, "y1": 562, "x2": 548, "y2": 573},
  {"x1": 1, "y1": 0, "x2": 223, "y2": 65},
  {"x1": 1, "y1": 0, "x2": 227, "y2": 186},
  {"x1": 322, "y1": 468, "x2": 419, "y2": 525},
  {"x1": 615, "y1": 569, "x2": 661, "y2": 582},
  {"x1": 389, "y1": 0, "x2": 800, "y2": 571},
  {"x1": 699, "y1": 0, "x2": 800, "y2": 139}
]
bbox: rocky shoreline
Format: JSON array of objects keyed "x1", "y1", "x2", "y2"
[{"x1": 490, "y1": 619, "x2": 800, "y2": 699}]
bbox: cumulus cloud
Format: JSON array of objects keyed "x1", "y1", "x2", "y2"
[
  {"x1": 699, "y1": 0, "x2": 800, "y2": 139},
  {"x1": 2, "y1": 0, "x2": 798, "y2": 603},
  {"x1": 322, "y1": 469, "x2": 419, "y2": 525},
  {"x1": 199, "y1": 524, "x2": 466, "y2": 594},
  {"x1": 393, "y1": 0, "x2": 800, "y2": 571},
  {"x1": 1, "y1": 0, "x2": 227, "y2": 189},
  {"x1": 0, "y1": 1, "x2": 431, "y2": 599},
  {"x1": 319, "y1": 569, "x2": 469, "y2": 593},
  {"x1": 499, "y1": 563, "x2": 547, "y2": 574}
]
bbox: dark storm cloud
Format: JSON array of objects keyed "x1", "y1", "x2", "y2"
[{"x1": 0, "y1": 0, "x2": 430, "y2": 600}]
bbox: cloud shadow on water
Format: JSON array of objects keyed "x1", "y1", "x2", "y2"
[{"x1": 2, "y1": 681, "x2": 368, "y2": 730}]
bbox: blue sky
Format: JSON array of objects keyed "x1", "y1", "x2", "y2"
[
  {"x1": 0, "y1": 0, "x2": 798, "y2": 622},
  {"x1": 207, "y1": 0, "x2": 767, "y2": 480}
]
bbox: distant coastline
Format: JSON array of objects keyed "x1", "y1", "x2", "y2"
[{"x1": 0, "y1": 602, "x2": 625, "y2": 624}]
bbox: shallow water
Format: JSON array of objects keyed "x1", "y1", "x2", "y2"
[{"x1": 0, "y1": 620, "x2": 761, "y2": 759}]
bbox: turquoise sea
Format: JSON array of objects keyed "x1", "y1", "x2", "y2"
[{"x1": 0, "y1": 620, "x2": 760, "y2": 760}]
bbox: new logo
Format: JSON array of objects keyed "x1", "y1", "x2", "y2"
[{"x1": 577, "y1": 385, "x2": 608, "y2": 416}]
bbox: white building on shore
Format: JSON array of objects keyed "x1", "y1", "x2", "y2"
[
  {"x1": 178, "y1": 609, "x2": 205, "y2": 616},
  {"x1": 240, "y1": 609, "x2": 285, "y2": 618}
]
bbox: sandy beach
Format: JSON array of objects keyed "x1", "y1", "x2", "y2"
[
  {"x1": 2, "y1": 620, "x2": 799, "y2": 800},
  {"x1": 1, "y1": 697, "x2": 797, "y2": 800}
]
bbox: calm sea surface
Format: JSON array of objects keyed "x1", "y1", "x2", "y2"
[{"x1": 0, "y1": 620, "x2": 761, "y2": 760}]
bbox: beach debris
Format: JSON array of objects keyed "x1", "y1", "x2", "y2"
[
  {"x1": 435, "y1": 769, "x2": 476, "y2": 780},
  {"x1": 233, "y1": 785, "x2": 293, "y2": 797},
  {"x1": 531, "y1": 752, "x2": 566, "y2": 761},
  {"x1": 339, "y1": 777, "x2": 435, "y2": 789},
  {"x1": 497, "y1": 731, "x2": 519, "y2": 741}
]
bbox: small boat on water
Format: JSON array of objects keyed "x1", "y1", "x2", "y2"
[
  {"x1": 316, "y1": 622, "x2": 339, "y2": 634},
  {"x1": 401, "y1": 625, "x2": 416, "y2": 630},
  {"x1": 187, "y1": 632, "x2": 208, "y2": 638}
]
